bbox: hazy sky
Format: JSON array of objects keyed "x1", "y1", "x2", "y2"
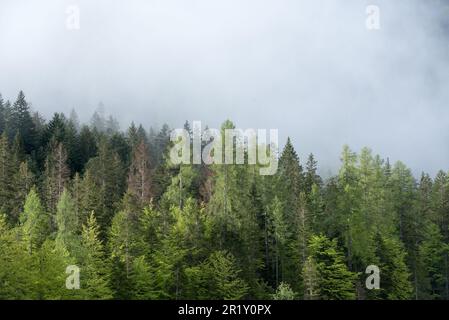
[{"x1": 1, "y1": 0, "x2": 448, "y2": 175}]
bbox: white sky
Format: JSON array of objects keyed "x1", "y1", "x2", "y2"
[{"x1": 1, "y1": 0, "x2": 448, "y2": 175}]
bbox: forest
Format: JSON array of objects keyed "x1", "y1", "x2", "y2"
[{"x1": 0, "y1": 91, "x2": 448, "y2": 300}]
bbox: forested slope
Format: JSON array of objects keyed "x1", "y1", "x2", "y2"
[{"x1": 0, "y1": 91, "x2": 448, "y2": 300}]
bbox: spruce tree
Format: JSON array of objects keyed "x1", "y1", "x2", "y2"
[
  {"x1": 44, "y1": 142, "x2": 70, "y2": 213},
  {"x1": 204, "y1": 250, "x2": 249, "y2": 300},
  {"x1": 79, "y1": 212, "x2": 113, "y2": 299},
  {"x1": 302, "y1": 256, "x2": 320, "y2": 300},
  {"x1": 308, "y1": 234, "x2": 358, "y2": 300},
  {"x1": 419, "y1": 223, "x2": 448, "y2": 299},
  {"x1": 373, "y1": 233, "x2": 413, "y2": 300},
  {"x1": 128, "y1": 256, "x2": 154, "y2": 299},
  {"x1": 0, "y1": 132, "x2": 16, "y2": 222},
  {"x1": 9, "y1": 91, "x2": 37, "y2": 153},
  {"x1": 127, "y1": 140, "x2": 152, "y2": 207},
  {"x1": 272, "y1": 282, "x2": 296, "y2": 300},
  {"x1": 55, "y1": 189, "x2": 81, "y2": 258},
  {"x1": 0, "y1": 214, "x2": 36, "y2": 299},
  {"x1": 20, "y1": 187, "x2": 51, "y2": 253}
]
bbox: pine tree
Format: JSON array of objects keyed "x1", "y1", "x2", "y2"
[
  {"x1": 33, "y1": 239, "x2": 71, "y2": 299},
  {"x1": 410, "y1": 172, "x2": 435, "y2": 299},
  {"x1": 9, "y1": 91, "x2": 37, "y2": 153},
  {"x1": 79, "y1": 212, "x2": 113, "y2": 299},
  {"x1": 270, "y1": 196, "x2": 288, "y2": 287},
  {"x1": 374, "y1": 233, "x2": 413, "y2": 300},
  {"x1": 205, "y1": 250, "x2": 249, "y2": 300},
  {"x1": 0, "y1": 214, "x2": 36, "y2": 299},
  {"x1": 308, "y1": 234, "x2": 358, "y2": 300},
  {"x1": 127, "y1": 122, "x2": 139, "y2": 151},
  {"x1": 272, "y1": 282, "x2": 296, "y2": 300},
  {"x1": 78, "y1": 125, "x2": 97, "y2": 171},
  {"x1": 20, "y1": 187, "x2": 51, "y2": 253},
  {"x1": 0, "y1": 94, "x2": 5, "y2": 134},
  {"x1": 105, "y1": 115, "x2": 120, "y2": 136},
  {"x1": 109, "y1": 199, "x2": 144, "y2": 298},
  {"x1": 55, "y1": 189, "x2": 81, "y2": 258},
  {"x1": 44, "y1": 142, "x2": 70, "y2": 213},
  {"x1": 79, "y1": 168, "x2": 106, "y2": 229},
  {"x1": 277, "y1": 137, "x2": 303, "y2": 224},
  {"x1": 161, "y1": 165, "x2": 200, "y2": 210},
  {"x1": 0, "y1": 132, "x2": 16, "y2": 222},
  {"x1": 90, "y1": 107, "x2": 105, "y2": 132},
  {"x1": 127, "y1": 140, "x2": 152, "y2": 207},
  {"x1": 69, "y1": 109, "x2": 80, "y2": 132},
  {"x1": 304, "y1": 153, "x2": 321, "y2": 194},
  {"x1": 151, "y1": 236, "x2": 187, "y2": 299},
  {"x1": 128, "y1": 256, "x2": 154, "y2": 300},
  {"x1": 13, "y1": 161, "x2": 35, "y2": 221},
  {"x1": 336, "y1": 145, "x2": 362, "y2": 271},
  {"x1": 431, "y1": 170, "x2": 449, "y2": 299},
  {"x1": 308, "y1": 183, "x2": 324, "y2": 233},
  {"x1": 302, "y1": 256, "x2": 320, "y2": 300},
  {"x1": 84, "y1": 138, "x2": 126, "y2": 233},
  {"x1": 297, "y1": 192, "x2": 310, "y2": 267},
  {"x1": 419, "y1": 223, "x2": 448, "y2": 299}
]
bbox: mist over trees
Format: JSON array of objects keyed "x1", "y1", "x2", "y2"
[{"x1": 0, "y1": 91, "x2": 448, "y2": 300}]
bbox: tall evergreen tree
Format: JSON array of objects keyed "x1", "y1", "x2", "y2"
[
  {"x1": 0, "y1": 132, "x2": 16, "y2": 222},
  {"x1": 307, "y1": 234, "x2": 358, "y2": 300},
  {"x1": 127, "y1": 140, "x2": 152, "y2": 207},
  {"x1": 373, "y1": 233, "x2": 413, "y2": 300},
  {"x1": 44, "y1": 142, "x2": 70, "y2": 213},
  {"x1": 55, "y1": 190, "x2": 80, "y2": 258},
  {"x1": 20, "y1": 187, "x2": 51, "y2": 253},
  {"x1": 9, "y1": 91, "x2": 37, "y2": 154},
  {"x1": 79, "y1": 212, "x2": 113, "y2": 299},
  {"x1": 0, "y1": 214, "x2": 36, "y2": 299}
]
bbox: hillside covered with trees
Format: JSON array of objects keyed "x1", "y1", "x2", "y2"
[{"x1": 0, "y1": 91, "x2": 448, "y2": 300}]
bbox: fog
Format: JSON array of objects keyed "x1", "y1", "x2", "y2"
[{"x1": 1, "y1": 0, "x2": 448, "y2": 176}]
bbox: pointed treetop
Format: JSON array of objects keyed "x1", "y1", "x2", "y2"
[{"x1": 280, "y1": 137, "x2": 300, "y2": 166}]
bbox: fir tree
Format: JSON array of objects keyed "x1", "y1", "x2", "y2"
[
  {"x1": 374, "y1": 233, "x2": 413, "y2": 300},
  {"x1": 272, "y1": 282, "x2": 296, "y2": 300},
  {"x1": 79, "y1": 212, "x2": 113, "y2": 299},
  {"x1": 20, "y1": 187, "x2": 51, "y2": 253},
  {"x1": 55, "y1": 189, "x2": 81, "y2": 258},
  {"x1": 127, "y1": 140, "x2": 152, "y2": 207},
  {"x1": 308, "y1": 234, "x2": 358, "y2": 300},
  {"x1": 44, "y1": 142, "x2": 70, "y2": 213},
  {"x1": 205, "y1": 250, "x2": 249, "y2": 300}
]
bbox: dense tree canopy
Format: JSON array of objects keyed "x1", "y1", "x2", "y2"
[{"x1": 0, "y1": 91, "x2": 447, "y2": 300}]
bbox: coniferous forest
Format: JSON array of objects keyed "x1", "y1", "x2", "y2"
[{"x1": 1, "y1": 91, "x2": 448, "y2": 300}]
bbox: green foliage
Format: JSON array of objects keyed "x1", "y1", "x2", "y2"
[
  {"x1": 0, "y1": 214, "x2": 36, "y2": 299},
  {"x1": 204, "y1": 251, "x2": 249, "y2": 300},
  {"x1": 78, "y1": 212, "x2": 113, "y2": 299},
  {"x1": 20, "y1": 187, "x2": 51, "y2": 252},
  {"x1": 128, "y1": 256, "x2": 154, "y2": 300},
  {"x1": 308, "y1": 234, "x2": 358, "y2": 300},
  {"x1": 0, "y1": 133, "x2": 17, "y2": 222},
  {"x1": 55, "y1": 189, "x2": 81, "y2": 258},
  {"x1": 374, "y1": 233, "x2": 413, "y2": 300},
  {"x1": 33, "y1": 239, "x2": 72, "y2": 300},
  {"x1": 0, "y1": 95, "x2": 447, "y2": 300},
  {"x1": 418, "y1": 223, "x2": 448, "y2": 299},
  {"x1": 272, "y1": 282, "x2": 296, "y2": 300},
  {"x1": 302, "y1": 256, "x2": 320, "y2": 300}
]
